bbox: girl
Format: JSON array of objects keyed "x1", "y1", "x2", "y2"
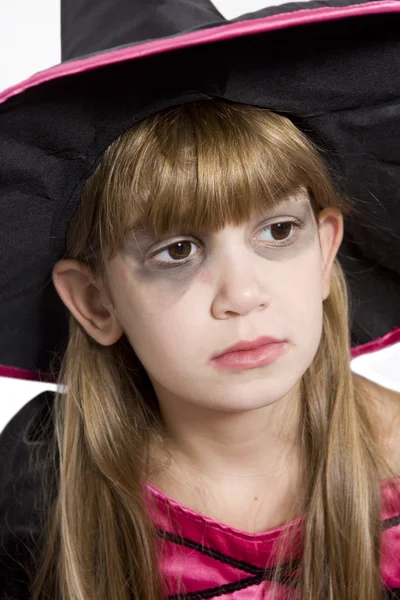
[{"x1": 1, "y1": 2, "x2": 400, "y2": 600}]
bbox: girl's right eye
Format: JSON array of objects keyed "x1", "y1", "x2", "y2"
[{"x1": 149, "y1": 240, "x2": 201, "y2": 267}]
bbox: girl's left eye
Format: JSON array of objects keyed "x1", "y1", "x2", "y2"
[{"x1": 257, "y1": 220, "x2": 301, "y2": 244}]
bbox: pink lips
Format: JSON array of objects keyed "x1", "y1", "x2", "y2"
[{"x1": 210, "y1": 336, "x2": 288, "y2": 371}]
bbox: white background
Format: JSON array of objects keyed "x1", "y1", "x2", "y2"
[
  {"x1": 0, "y1": 0, "x2": 61, "y2": 93},
  {"x1": 209, "y1": 0, "x2": 310, "y2": 19},
  {"x1": 0, "y1": 0, "x2": 399, "y2": 435}
]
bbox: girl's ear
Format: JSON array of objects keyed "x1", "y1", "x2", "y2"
[
  {"x1": 318, "y1": 208, "x2": 344, "y2": 300},
  {"x1": 52, "y1": 259, "x2": 124, "y2": 346}
]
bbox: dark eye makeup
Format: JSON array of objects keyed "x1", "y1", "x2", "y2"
[{"x1": 144, "y1": 217, "x2": 307, "y2": 270}]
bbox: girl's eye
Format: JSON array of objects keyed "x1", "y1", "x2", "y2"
[
  {"x1": 150, "y1": 240, "x2": 199, "y2": 265},
  {"x1": 257, "y1": 220, "x2": 300, "y2": 244},
  {"x1": 147, "y1": 219, "x2": 302, "y2": 268}
]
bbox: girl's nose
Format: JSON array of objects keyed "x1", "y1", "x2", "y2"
[{"x1": 211, "y1": 253, "x2": 271, "y2": 319}]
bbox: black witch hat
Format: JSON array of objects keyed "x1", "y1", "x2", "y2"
[{"x1": 1, "y1": 0, "x2": 400, "y2": 384}]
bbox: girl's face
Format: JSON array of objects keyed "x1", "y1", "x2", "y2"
[{"x1": 98, "y1": 189, "x2": 343, "y2": 411}]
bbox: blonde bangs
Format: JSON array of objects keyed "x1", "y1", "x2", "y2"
[{"x1": 89, "y1": 101, "x2": 344, "y2": 264}]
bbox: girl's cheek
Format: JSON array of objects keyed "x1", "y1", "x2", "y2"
[
  {"x1": 197, "y1": 268, "x2": 213, "y2": 285},
  {"x1": 128, "y1": 257, "x2": 206, "y2": 296},
  {"x1": 117, "y1": 263, "x2": 128, "y2": 287}
]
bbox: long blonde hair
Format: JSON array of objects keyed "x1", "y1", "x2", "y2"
[{"x1": 30, "y1": 101, "x2": 395, "y2": 599}]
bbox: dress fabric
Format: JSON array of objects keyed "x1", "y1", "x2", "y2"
[
  {"x1": 144, "y1": 480, "x2": 400, "y2": 599},
  {"x1": 1, "y1": 389, "x2": 400, "y2": 599}
]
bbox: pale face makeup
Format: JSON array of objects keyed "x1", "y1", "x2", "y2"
[{"x1": 102, "y1": 189, "x2": 330, "y2": 414}]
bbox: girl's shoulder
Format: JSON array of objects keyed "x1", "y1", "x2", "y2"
[
  {"x1": 357, "y1": 375, "x2": 400, "y2": 478},
  {"x1": 380, "y1": 386, "x2": 400, "y2": 477}
]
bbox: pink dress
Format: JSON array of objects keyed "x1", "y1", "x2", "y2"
[{"x1": 143, "y1": 479, "x2": 400, "y2": 599}]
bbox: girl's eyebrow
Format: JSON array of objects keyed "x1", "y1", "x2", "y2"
[
  {"x1": 123, "y1": 229, "x2": 156, "y2": 254},
  {"x1": 250, "y1": 194, "x2": 311, "y2": 220},
  {"x1": 270, "y1": 196, "x2": 310, "y2": 210},
  {"x1": 126, "y1": 192, "x2": 311, "y2": 243},
  {"x1": 273, "y1": 187, "x2": 310, "y2": 207},
  {"x1": 121, "y1": 227, "x2": 154, "y2": 257}
]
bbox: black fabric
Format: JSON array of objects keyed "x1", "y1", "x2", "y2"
[
  {"x1": 0, "y1": 391, "x2": 59, "y2": 599},
  {"x1": 229, "y1": 0, "x2": 389, "y2": 20},
  {"x1": 60, "y1": 0, "x2": 382, "y2": 63},
  {"x1": 1, "y1": 13, "x2": 400, "y2": 378},
  {"x1": 61, "y1": 0, "x2": 224, "y2": 61}
]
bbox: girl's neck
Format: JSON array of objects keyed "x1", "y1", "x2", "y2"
[
  {"x1": 151, "y1": 380, "x2": 303, "y2": 485},
  {"x1": 147, "y1": 453, "x2": 303, "y2": 533},
  {"x1": 147, "y1": 375, "x2": 400, "y2": 532},
  {"x1": 147, "y1": 380, "x2": 304, "y2": 532}
]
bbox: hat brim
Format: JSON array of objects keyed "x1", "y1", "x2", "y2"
[
  {"x1": 2, "y1": 0, "x2": 399, "y2": 106},
  {"x1": 1, "y1": 1, "x2": 400, "y2": 383}
]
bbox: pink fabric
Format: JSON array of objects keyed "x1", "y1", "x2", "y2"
[
  {"x1": 0, "y1": 364, "x2": 56, "y2": 383},
  {"x1": 143, "y1": 477, "x2": 400, "y2": 597},
  {"x1": 351, "y1": 327, "x2": 400, "y2": 359},
  {"x1": 1, "y1": 1, "x2": 400, "y2": 106}
]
